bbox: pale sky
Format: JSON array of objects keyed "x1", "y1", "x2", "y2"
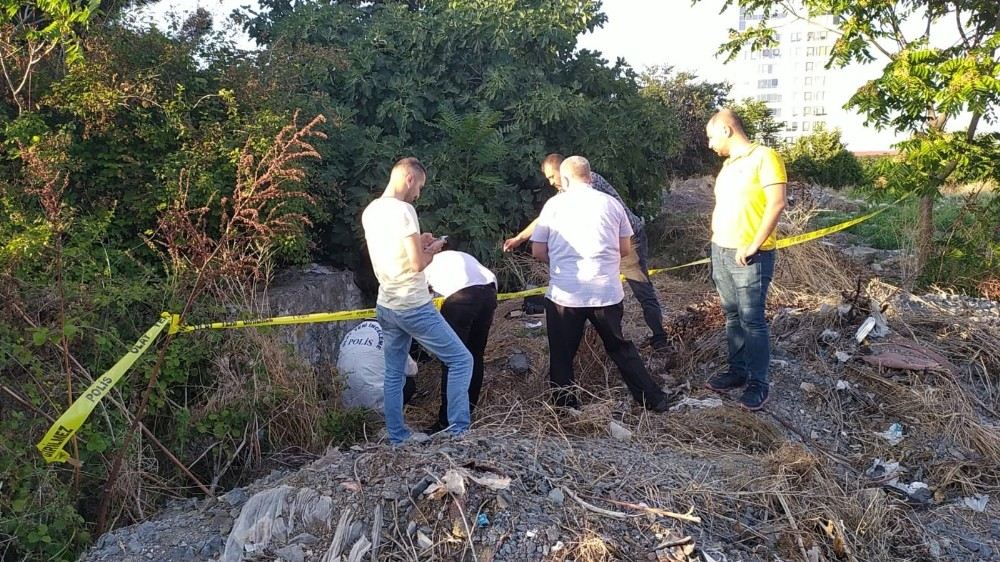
[{"x1": 134, "y1": 0, "x2": 991, "y2": 151}]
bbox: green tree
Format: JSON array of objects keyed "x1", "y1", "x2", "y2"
[
  {"x1": 241, "y1": 0, "x2": 681, "y2": 271},
  {"x1": 694, "y1": 0, "x2": 1000, "y2": 275},
  {"x1": 730, "y1": 97, "x2": 785, "y2": 146},
  {"x1": 782, "y1": 123, "x2": 864, "y2": 187},
  {"x1": 640, "y1": 66, "x2": 730, "y2": 177}
]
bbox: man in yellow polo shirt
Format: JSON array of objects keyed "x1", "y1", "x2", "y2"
[{"x1": 703, "y1": 109, "x2": 787, "y2": 410}]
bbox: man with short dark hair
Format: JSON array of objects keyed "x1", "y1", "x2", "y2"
[
  {"x1": 504, "y1": 154, "x2": 668, "y2": 351},
  {"x1": 530, "y1": 155, "x2": 669, "y2": 412},
  {"x1": 703, "y1": 109, "x2": 787, "y2": 411},
  {"x1": 361, "y1": 157, "x2": 473, "y2": 443}
]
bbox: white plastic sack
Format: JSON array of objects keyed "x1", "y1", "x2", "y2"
[{"x1": 336, "y1": 321, "x2": 417, "y2": 411}]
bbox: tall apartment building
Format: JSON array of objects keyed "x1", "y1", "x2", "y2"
[{"x1": 728, "y1": 4, "x2": 843, "y2": 144}]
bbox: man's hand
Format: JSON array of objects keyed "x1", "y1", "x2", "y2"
[
  {"x1": 502, "y1": 236, "x2": 525, "y2": 252},
  {"x1": 735, "y1": 244, "x2": 759, "y2": 266},
  {"x1": 420, "y1": 232, "x2": 435, "y2": 247},
  {"x1": 426, "y1": 239, "x2": 446, "y2": 255}
]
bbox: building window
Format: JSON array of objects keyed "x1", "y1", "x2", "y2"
[
  {"x1": 804, "y1": 76, "x2": 813, "y2": 86},
  {"x1": 760, "y1": 64, "x2": 773, "y2": 73},
  {"x1": 803, "y1": 121, "x2": 812, "y2": 131},
  {"x1": 807, "y1": 32, "x2": 815, "y2": 41},
  {"x1": 816, "y1": 76, "x2": 826, "y2": 86},
  {"x1": 807, "y1": 47, "x2": 816, "y2": 56},
  {"x1": 805, "y1": 62, "x2": 815, "y2": 71},
  {"x1": 791, "y1": 32, "x2": 801, "y2": 42},
  {"x1": 804, "y1": 107, "x2": 813, "y2": 115},
  {"x1": 815, "y1": 91, "x2": 825, "y2": 101},
  {"x1": 804, "y1": 92, "x2": 813, "y2": 101},
  {"x1": 772, "y1": 108, "x2": 782, "y2": 118},
  {"x1": 818, "y1": 46, "x2": 830, "y2": 56},
  {"x1": 757, "y1": 78, "x2": 779, "y2": 89},
  {"x1": 815, "y1": 106, "x2": 826, "y2": 115}
]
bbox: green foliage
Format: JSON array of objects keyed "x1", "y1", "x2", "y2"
[
  {"x1": 320, "y1": 408, "x2": 376, "y2": 447},
  {"x1": 926, "y1": 193, "x2": 1000, "y2": 292},
  {"x1": 781, "y1": 124, "x2": 864, "y2": 187},
  {"x1": 640, "y1": 66, "x2": 729, "y2": 178},
  {"x1": 730, "y1": 97, "x2": 784, "y2": 147},
  {"x1": 240, "y1": 0, "x2": 681, "y2": 267},
  {"x1": 0, "y1": 413, "x2": 91, "y2": 562}
]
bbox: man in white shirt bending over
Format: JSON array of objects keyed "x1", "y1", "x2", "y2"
[
  {"x1": 530, "y1": 156, "x2": 669, "y2": 412},
  {"x1": 423, "y1": 240, "x2": 498, "y2": 434},
  {"x1": 361, "y1": 157, "x2": 472, "y2": 444}
]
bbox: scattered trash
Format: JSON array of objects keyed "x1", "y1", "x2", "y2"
[
  {"x1": 866, "y1": 459, "x2": 902, "y2": 481},
  {"x1": 892, "y1": 480, "x2": 932, "y2": 503},
  {"x1": 551, "y1": 541, "x2": 564, "y2": 552},
  {"x1": 837, "y1": 303, "x2": 853, "y2": 316},
  {"x1": 526, "y1": 529, "x2": 538, "y2": 539},
  {"x1": 770, "y1": 359, "x2": 789, "y2": 368},
  {"x1": 835, "y1": 351, "x2": 852, "y2": 363},
  {"x1": 507, "y1": 350, "x2": 531, "y2": 374},
  {"x1": 669, "y1": 397, "x2": 724, "y2": 411},
  {"x1": 800, "y1": 382, "x2": 817, "y2": 393},
  {"x1": 855, "y1": 300, "x2": 890, "y2": 343},
  {"x1": 875, "y1": 423, "x2": 905, "y2": 445},
  {"x1": 476, "y1": 513, "x2": 490, "y2": 527},
  {"x1": 820, "y1": 329, "x2": 840, "y2": 343},
  {"x1": 862, "y1": 339, "x2": 951, "y2": 371},
  {"x1": 466, "y1": 471, "x2": 512, "y2": 491},
  {"x1": 523, "y1": 320, "x2": 543, "y2": 329},
  {"x1": 835, "y1": 379, "x2": 852, "y2": 390},
  {"x1": 962, "y1": 494, "x2": 989, "y2": 513},
  {"x1": 609, "y1": 421, "x2": 633, "y2": 441}
]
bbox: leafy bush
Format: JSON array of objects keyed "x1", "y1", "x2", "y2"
[{"x1": 782, "y1": 124, "x2": 864, "y2": 188}]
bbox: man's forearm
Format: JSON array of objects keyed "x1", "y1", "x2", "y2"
[
  {"x1": 750, "y1": 203, "x2": 785, "y2": 251},
  {"x1": 517, "y1": 218, "x2": 540, "y2": 242}
]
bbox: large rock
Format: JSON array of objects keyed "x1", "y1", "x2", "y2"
[{"x1": 264, "y1": 264, "x2": 365, "y2": 370}]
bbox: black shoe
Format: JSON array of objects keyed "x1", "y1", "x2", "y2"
[
  {"x1": 739, "y1": 381, "x2": 770, "y2": 411},
  {"x1": 705, "y1": 371, "x2": 748, "y2": 392},
  {"x1": 649, "y1": 335, "x2": 670, "y2": 352},
  {"x1": 644, "y1": 395, "x2": 670, "y2": 413},
  {"x1": 551, "y1": 389, "x2": 580, "y2": 411}
]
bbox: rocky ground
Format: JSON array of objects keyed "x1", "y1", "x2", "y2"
[{"x1": 82, "y1": 181, "x2": 999, "y2": 562}]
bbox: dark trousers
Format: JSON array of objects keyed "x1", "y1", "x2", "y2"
[
  {"x1": 621, "y1": 228, "x2": 667, "y2": 342},
  {"x1": 438, "y1": 284, "x2": 497, "y2": 426},
  {"x1": 544, "y1": 298, "x2": 665, "y2": 408},
  {"x1": 710, "y1": 243, "x2": 775, "y2": 384}
]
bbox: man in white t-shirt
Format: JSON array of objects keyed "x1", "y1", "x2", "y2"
[
  {"x1": 422, "y1": 242, "x2": 498, "y2": 433},
  {"x1": 530, "y1": 156, "x2": 669, "y2": 412},
  {"x1": 361, "y1": 157, "x2": 473, "y2": 444}
]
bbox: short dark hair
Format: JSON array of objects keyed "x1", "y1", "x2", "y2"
[{"x1": 541, "y1": 153, "x2": 565, "y2": 169}]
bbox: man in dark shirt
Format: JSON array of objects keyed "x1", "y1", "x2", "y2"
[{"x1": 503, "y1": 153, "x2": 668, "y2": 351}]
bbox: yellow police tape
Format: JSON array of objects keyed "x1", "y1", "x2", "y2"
[
  {"x1": 36, "y1": 314, "x2": 171, "y2": 463},
  {"x1": 36, "y1": 196, "x2": 904, "y2": 462}
]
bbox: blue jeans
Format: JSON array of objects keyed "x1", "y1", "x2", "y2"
[
  {"x1": 377, "y1": 302, "x2": 472, "y2": 443},
  {"x1": 710, "y1": 244, "x2": 775, "y2": 384}
]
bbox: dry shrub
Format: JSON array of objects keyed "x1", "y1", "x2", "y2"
[{"x1": 558, "y1": 529, "x2": 616, "y2": 562}]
